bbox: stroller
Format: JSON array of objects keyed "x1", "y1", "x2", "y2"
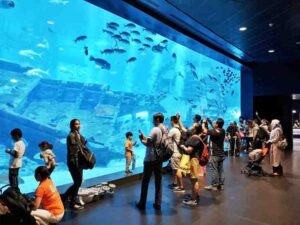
[{"x1": 241, "y1": 145, "x2": 269, "y2": 176}]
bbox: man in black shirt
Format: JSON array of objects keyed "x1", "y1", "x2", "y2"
[{"x1": 202, "y1": 118, "x2": 226, "y2": 191}]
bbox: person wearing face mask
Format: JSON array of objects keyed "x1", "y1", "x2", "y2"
[{"x1": 61, "y1": 119, "x2": 85, "y2": 210}]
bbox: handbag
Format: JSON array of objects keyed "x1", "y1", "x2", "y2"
[
  {"x1": 277, "y1": 138, "x2": 288, "y2": 150},
  {"x1": 76, "y1": 134, "x2": 96, "y2": 170}
]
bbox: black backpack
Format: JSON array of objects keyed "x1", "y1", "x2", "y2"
[
  {"x1": 75, "y1": 135, "x2": 96, "y2": 170},
  {"x1": 0, "y1": 187, "x2": 36, "y2": 225}
]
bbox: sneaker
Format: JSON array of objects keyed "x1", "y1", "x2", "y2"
[
  {"x1": 70, "y1": 203, "x2": 84, "y2": 210},
  {"x1": 219, "y1": 185, "x2": 225, "y2": 190},
  {"x1": 204, "y1": 185, "x2": 218, "y2": 191},
  {"x1": 173, "y1": 187, "x2": 185, "y2": 193},
  {"x1": 168, "y1": 183, "x2": 178, "y2": 189},
  {"x1": 182, "y1": 199, "x2": 197, "y2": 206},
  {"x1": 184, "y1": 194, "x2": 200, "y2": 201}
]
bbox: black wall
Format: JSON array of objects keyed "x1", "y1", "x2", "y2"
[
  {"x1": 241, "y1": 66, "x2": 253, "y2": 119},
  {"x1": 252, "y1": 61, "x2": 300, "y2": 151}
]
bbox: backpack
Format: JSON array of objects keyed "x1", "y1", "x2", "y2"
[
  {"x1": 195, "y1": 136, "x2": 209, "y2": 166},
  {"x1": 75, "y1": 135, "x2": 96, "y2": 170},
  {"x1": 155, "y1": 126, "x2": 177, "y2": 162},
  {"x1": 0, "y1": 188, "x2": 35, "y2": 218}
]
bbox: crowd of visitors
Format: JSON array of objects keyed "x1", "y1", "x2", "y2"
[{"x1": 0, "y1": 113, "x2": 288, "y2": 224}]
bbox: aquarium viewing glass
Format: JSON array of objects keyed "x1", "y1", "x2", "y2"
[{"x1": 0, "y1": 0, "x2": 241, "y2": 193}]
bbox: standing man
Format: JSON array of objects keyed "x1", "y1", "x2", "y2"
[
  {"x1": 203, "y1": 118, "x2": 226, "y2": 191},
  {"x1": 61, "y1": 119, "x2": 85, "y2": 210},
  {"x1": 136, "y1": 113, "x2": 166, "y2": 211}
]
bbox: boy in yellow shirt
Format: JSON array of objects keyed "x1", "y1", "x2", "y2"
[{"x1": 125, "y1": 132, "x2": 136, "y2": 174}]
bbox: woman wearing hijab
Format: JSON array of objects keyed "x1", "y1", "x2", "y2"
[{"x1": 267, "y1": 119, "x2": 284, "y2": 176}]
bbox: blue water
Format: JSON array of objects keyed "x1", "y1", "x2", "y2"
[{"x1": 0, "y1": 0, "x2": 241, "y2": 193}]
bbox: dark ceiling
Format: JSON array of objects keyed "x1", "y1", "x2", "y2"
[{"x1": 165, "y1": 0, "x2": 300, "y2": 62}]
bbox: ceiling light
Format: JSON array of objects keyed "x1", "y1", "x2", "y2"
[
  {"x1": 239, "y1": 27, "x2": 247, "y2": 31},
  {"x1": 268, "y1": 49, "x2": 275, "y2": 53},
  {"x1": 296, "y1": 41, "x2": 300, "y2": 45},
  {"x1": 269, "y1": 23, "x2": 274, "y2": 27}
]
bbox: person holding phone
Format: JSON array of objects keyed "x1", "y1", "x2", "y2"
[{"x1": 136, "y1": 113, "x2": 166, "y2": 211}]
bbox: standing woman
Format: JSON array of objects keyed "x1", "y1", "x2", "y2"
[
  {"x1": 62, "y1": 119, "x2": 85, "y2": 209},
  {"x1": 267, "y1": 119, "x2": 284, "y2": 176}
]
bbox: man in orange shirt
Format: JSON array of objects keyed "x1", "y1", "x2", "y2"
[
  {"x1": 125, "y1": 132, "x2": 136, "y2": 174},
  {"x1": 31, "y1": 166, "x2": 64, "y2": 225}
]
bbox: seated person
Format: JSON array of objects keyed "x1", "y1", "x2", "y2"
[{"x1": 31, "y1": 166, "x2": 64, "y2": 225}]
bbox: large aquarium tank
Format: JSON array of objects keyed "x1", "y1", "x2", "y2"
[{"x1": 0, "y1": 0, "x2": 241, "y2": 193}]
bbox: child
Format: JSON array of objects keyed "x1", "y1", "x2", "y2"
[
  {"x1": 125, "y1": 132, "x2": 136, "y2": 174},
  {"x1": 38, "y1": 141, "x2": 58, "y2": 174},
  {"x1": 5, "y1": 128, "x2": 26, "y2": 191}
]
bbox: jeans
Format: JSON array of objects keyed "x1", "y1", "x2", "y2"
[
  {"x1": 139, "y1": 160, "x2": 162, "y2": 207},
  {"x1": 9, "y1": 168, "x2": 19, "y2": 191},
  {"x1": 63, "y1": 163, "x2": 83, "y2": 205},
  {"x1": 210, "y1": 156, "x2": 225, "y2": 187}
]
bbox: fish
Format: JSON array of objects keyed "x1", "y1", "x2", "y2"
[
  {"x1": 48, "y1": 0, "x2": 68, "y2": 5},
  {"x1": 112, "y1": 34, "x2": 122, "y2": 40},
  {"x1": 132, "y1": 38, "x2": 141, "y2": 44},
  {"x1": 36, "y1": 38, "x2": 49, "y2": 49},
  {"x1": 142, "y1": 43, "x2": 151, "y2": 48},
  {"x1": 124, "y1": 23, "x2": 136, "y2": 28},
  {"x1": 131, "y1": 30, "x2": 140, "y2": 36},
  {"x1": 119, "y1": 38, "x2": 130, "y2": 44},
  {"x1": 90, "y1": 56, "x2": 111, "y2": 70},
  {"x1": 152, "y1": 44, "x2": 168, "y2": 53},
  {"x1": 160, "y1": 39, "x2": 168, "y2": 44},
  {"x1": 120, "y1": 31, "x2": 130, "y2": 37},
  {"x1": 59, "y1": 66, "x2": 71, "y2": 74},
  {"x1": 209, "y1": 89, "x2": 214, "y2": 93},
  {"x1": 191, "y1": 105, "x2": 197, "y2": 109},
  {"x1": 174, "y1": 97, "x2": 179, "y2": 101},
  {"x1": 138, "y1": 47, "x2": 145, "y2": 51},
  {"x1": 101, "y1": 48, "x2": 114, "y2": 54},
  {"x1": 231, "y1": 90, "x2": 234, "y2": 96},
  {"x1": 106, "y1": 25, "x2": 118, "y2": 30},
  {"x1": 172, "y1": 53, "x2": 176, "y2": 59},
  {"x1": 102, "y1": 29, "x2": 114, "y2": 35},
  {"x1": 48, "y1": 27, "x2": 54, "y2": 33},
  {"x1": 19, "y1": 49, "x2": 42, "y2": 60},
  {"x1": 47, "y1": 20, "x2": 55, "y2": 25},
  {"x1": 145, "y1": 37, "x2": 154, "y2": 42},
  {"x1": 187, "y1": 62, "x2": 196, "y2": 71},
  {"x1": 0, "y1": 0, "x2": 15, "y2": 8},
  {"x1": 178, "y1": 72, "x2": 184, "y2": 78},
  {"x1": 126, "y1": 57, "x2": 137, "y2": 63},
  {"x1": 191, "y1": 70, "x2": 199, "y2": 80},
  {"x1": 84, "y1": 46, "x2": 88, "y2": 56},
  {"x1": 25, "y1": 68, "x2": 49, "y2": 77},
  {"x1": 74, "y1": 35, "x2": 87, "y2": 43},
  {"x1": 114, "y1": 48, "x2": 127, "y2": 54},
  {"x1": 107, "y1": 22, "x2": 119, "y2": 27}
]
